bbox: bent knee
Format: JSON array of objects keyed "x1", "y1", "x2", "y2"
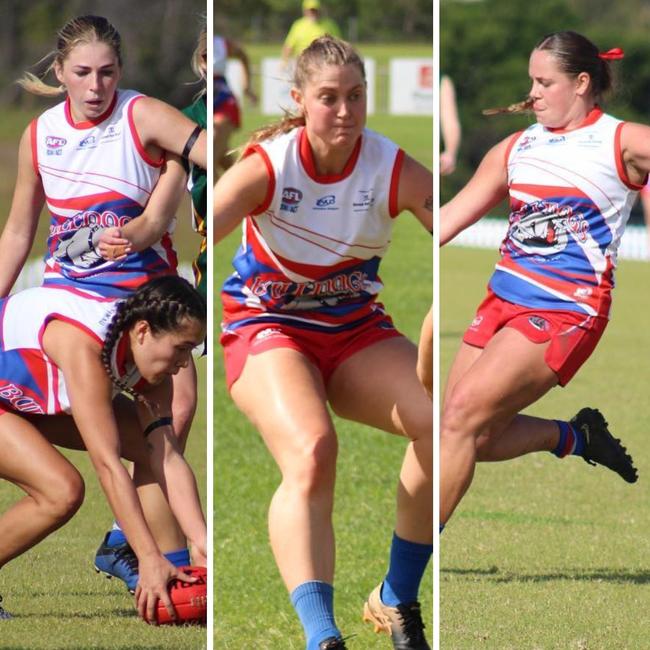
[
  {"x1": 43, "y1": 471, "x2": 85, "y2": 521},
  {"x1": 281, "y1": 432, "x2": 338, "y2": 496}
]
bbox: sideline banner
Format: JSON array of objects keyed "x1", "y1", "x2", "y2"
[{"x1": 389, "y1": 58, "x2": 433, "y2": 115}]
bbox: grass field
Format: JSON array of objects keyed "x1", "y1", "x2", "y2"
[
  {"x1": 441, "y1": 246, "x2": 650, "y2": 650},
  {"x1": 214, "y1": 41, "x2": 432, "y2": 649},
  {"x1": 0, "y1": 361, "x2": 208, "y2": 649}
]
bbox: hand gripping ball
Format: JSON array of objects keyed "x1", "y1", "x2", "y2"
[{"x1": 153, "y1": 565, "x2": 207, "y2": 626}]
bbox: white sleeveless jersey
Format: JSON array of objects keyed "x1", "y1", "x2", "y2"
[
  {"x1": 491, "y1": 108, "x2": 641, "y2": 318},
  {"x1": 33, "y1": 89, "x2": 176, "y2": 298},
  {"x1": 0, "y1": 287, "x2": 142, "y2": 415},
  {"x1": 214, "y1": 36, "x2": 228, "y2": 76},
  {"x1": 222, "y1": 127, "x2": 404, "y2": 330}
]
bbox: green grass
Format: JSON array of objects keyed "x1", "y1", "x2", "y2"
[
  {"x1": 214, "y1": 91, "x2": 432, "y2": 646},
  {"x1": 441, "y1": 246, "x2": 650, "y2": 650},
  {"x1": 0, "y1": 362, "x2": 207, "y2": 649}
]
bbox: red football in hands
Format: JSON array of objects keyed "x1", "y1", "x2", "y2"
[{"x1": 153, "y1": 565, "x2": 207, "y2": 626}]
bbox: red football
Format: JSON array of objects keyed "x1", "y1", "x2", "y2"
[{"x1": 150, "y1": 565, "x2": 207, "y2": 626}]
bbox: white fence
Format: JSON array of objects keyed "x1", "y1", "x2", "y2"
[{"x1": 450, "y1": 219, "x2": 650, "y2": 262}]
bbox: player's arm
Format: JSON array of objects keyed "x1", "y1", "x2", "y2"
[
  {"x1": 0, "y1": 126, "x2": 46, "y2": 297},
  {"x1": 42, "y1": 321, "x2": 189, "y2": 622},
  {"x1": 619, "y1": 122, "x2": 650, "y2": 186},
  {"x1": 96, "y1": 155, "x2": 187, "y2": 260},
  {"x1": 282, "y1": 23, "x2": 298, "y2": 61},
  {"x1": 440, "y1": 76, "x2": 461, "y2": 176},
  {"x1": 440, "y1": 136, "x2": 510, "y2": 245},
  {"x1": 132, "y1": 97, "x2": 207, "y2": 170},
  {"x1": 213, "y1": 151, "x2": 269, "y2": 244},
  {"x1": 135, "y1": 380, "x2": 207, "y2": 567},
  {"x1": 396, "y1": 153, "x2": 433, "y2": 232}
]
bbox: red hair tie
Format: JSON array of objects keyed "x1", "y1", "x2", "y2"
[{"x1": 599, "y1": 48, "x2": 624, "y2": 60}]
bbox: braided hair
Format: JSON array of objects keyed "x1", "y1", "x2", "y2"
[{"x1": 100, "y1": 275, "x2": 206, "y2": 402}]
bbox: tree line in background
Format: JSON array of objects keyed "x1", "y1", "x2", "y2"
[
  {"x1": 216, "y1": 0, "x2": 433, "y2": 43},
  {"x1": 0, "y1": 0, "x2": 205, "y2": 108},
  {"x1": 441, "y1": 0, "x2": 650, "y2": 216}
]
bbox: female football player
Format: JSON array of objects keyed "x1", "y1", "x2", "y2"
[
  {"x1": 0, "y1": 275, "x2": 206, "y2": 623},
  {"x1": 215, "y1": 36, "x2": 433, "y2": 650}
]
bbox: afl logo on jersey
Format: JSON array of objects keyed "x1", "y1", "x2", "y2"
[
  {"x1": 281, "y1": 187, "x2": 303, "y2": 213},
  {"x1": 46, "y1": 136, "x2": 67, "y2": 155}
]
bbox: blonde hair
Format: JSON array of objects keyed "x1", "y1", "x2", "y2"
[
  {"x1": 191, "y1": 26, "x2": 207, "y2": 81},
  {"x1": 17, "y1": 15, "x2": 122, "y2": 97},
  {"x1": 244, "y1": 35, "x2": 365, "y2": 148}
]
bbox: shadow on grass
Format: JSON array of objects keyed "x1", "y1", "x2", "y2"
[
  {"x1": 13, "y1": 607, "x2": 134, "y2": 620},
  {"x1": 458, "y1": 509, "x2": 593, "y2": 526},
  {"x1": 442, "y1": 566, "x2": 650, "y2": 585}
]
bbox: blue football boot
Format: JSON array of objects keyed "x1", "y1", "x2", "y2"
[{"x1": 94, "y1": 532, "x2": 139, "y2": 593}]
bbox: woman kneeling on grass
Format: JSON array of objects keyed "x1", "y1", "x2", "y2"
[
  {"x1": 0, "y1": 275, "x2": 206, "y2": 622},
  {"x1": 215, "y1": 36, "x2": 432, "y2": 650}
]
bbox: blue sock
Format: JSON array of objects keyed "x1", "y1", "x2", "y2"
[
  {"x1": 380, "y1": 532, "x2": 433, "y2": 606},
  {"x1": 439, "y1": 524, "x2": 445, "y2": 534},
  {"x1": 552, "y1": 420, "x2": 585, "y2": 458},
  {"x1": 164, "y1": 548, "x2": 191, "y2": 567},
  {"x1": 106, "y1": 527, "x2": 127, "y2": 547},
  {"x1": 290, "y1": 581, "x2": 340, "y2": 650}
]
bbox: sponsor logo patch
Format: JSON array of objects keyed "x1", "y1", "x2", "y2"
[
  {"x1": 280, "y1": 187, "x2": 303, "y2": 213},
  {"x1": 528, "y1": 315, "x2": 549, "y2": 331},
  {"x1": 315, "y1": 194, "x2": 337, "y2": 210},
  {"x1": 77, "y1": 135, "x2": 97, "y2": 149},
  {"x1": 46, "y1": 135, "x2": 67, "y2": 155},
  {"x1": 353, "y1": 189, "x2": 375, "y2": 212}
]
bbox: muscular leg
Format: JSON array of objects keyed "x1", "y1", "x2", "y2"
[
  {"x1": 328, "y1": 336, "x2": 432, "y2": 642},
  {"x1": 443, "y1": 340, "x2": 561, "y2": 462},
  {"x1": 0, "y1": 413, "x2": 84, "y2": 567},
  {"x1": 328, "y1": 337, "x2": 433, "y2": 544},
  {"x1": 417, "y1": 306, "x2": 433, "y2": 398},
  {"x1": 231, "y1": 348, "x2": 337, "y2": 591},
  {"x1": 441, "y1": 329, "x2": 559, "y2": 524}
]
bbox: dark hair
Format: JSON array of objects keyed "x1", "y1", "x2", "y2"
[
  {"x1": 101, "y1": 275, "x2": 206, "y2": 400},
  {"x1": 483, "y1": 30, "x2": 615, "y2": 116},
  {"x1": 535, "y1": 31, "x2": 612, "y2": 100},
  {"x1": 18, "y1": 15, "x2": 122, "y2": 97}
]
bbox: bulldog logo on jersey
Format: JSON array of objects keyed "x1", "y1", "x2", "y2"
[{"x1": 508, "y1": 200, "x2": 588, "y2": 256}]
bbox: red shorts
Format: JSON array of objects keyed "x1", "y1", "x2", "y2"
[
  {"x1": 463, "y1": 289, "x2": 608, "y2": 386},
  {"x1": 214, "y1": 97, "x2": 241, "y2": 129},
  {"x1": 221, "y1": 314, "x2": 403, "y2": 391}
]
